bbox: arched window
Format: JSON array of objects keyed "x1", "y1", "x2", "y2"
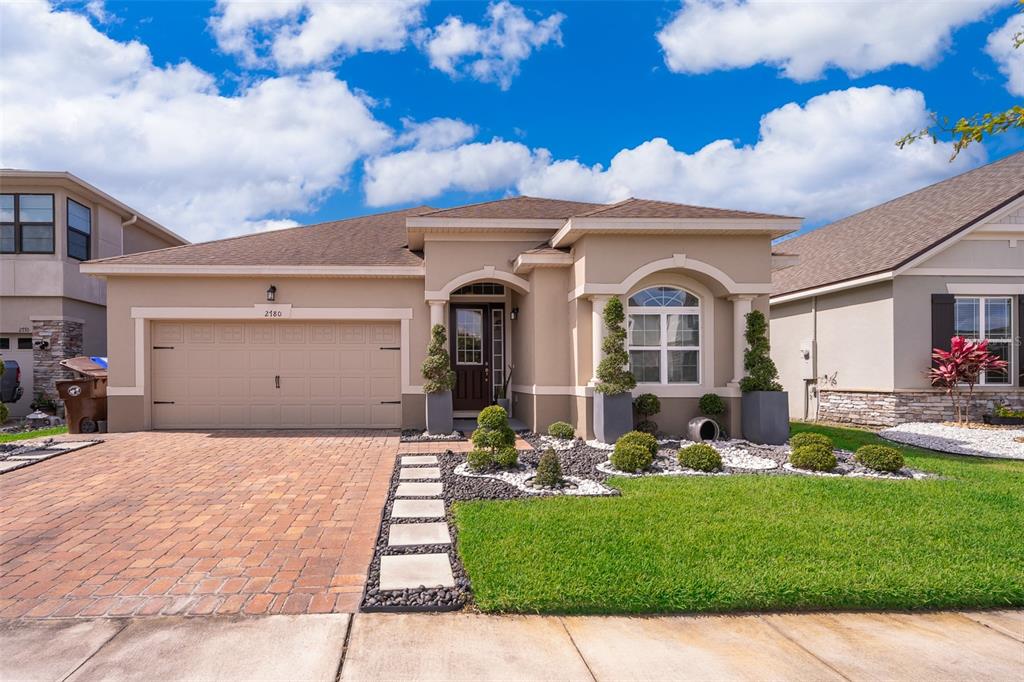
[{"x1": 626, "y1": 286, "x2": 700, "y2": 384}]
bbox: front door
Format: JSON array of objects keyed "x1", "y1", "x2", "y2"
[{"x1": 451, "y1": 305, "x2": 491, "y2": 410}]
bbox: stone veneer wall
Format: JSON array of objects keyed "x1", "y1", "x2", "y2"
[
  {"x1": 818, "y1": 389, "x2": 1024, "y2": 427},
  {"x1": 32, "y1": 319, "x2": 84, "y2": 404}
]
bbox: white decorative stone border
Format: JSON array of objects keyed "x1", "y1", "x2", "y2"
[
  {"x1": 453, "y1": 462, "x2": 616, "y2": 496},
  {"x1": 782, "y1": 463, "x2": 843, "y2": 477},
  {"x1": 535, "y1": 435, "x2": 579, "y2": 452}
]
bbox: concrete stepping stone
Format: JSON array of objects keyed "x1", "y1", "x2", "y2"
[
  {"x1": 388, "y1": 522, "x2": 451, "y2": 547},
  {"x1": 399, "y1": 467, "x2": 441, "y2": 480},
  {"x1": 395, "y1": 482, "x2": 443, "y2": 497},
  {"x1": 379, "y1": 554, "x2": 455, "y2": 591},
  {"x1": 391, "y1": 500, "x2": 445, "y2": 519},
  {"x1": 401, "y1": 455, "x2": 438, "y2": 465}
]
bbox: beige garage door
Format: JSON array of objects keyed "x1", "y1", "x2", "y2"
[{"x1": 151, "y1": 321, "x2": 401, "y2": 429}]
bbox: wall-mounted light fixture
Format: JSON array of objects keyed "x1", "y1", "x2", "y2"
[
  {"x1": 510, "y1": 307, "x2": 519, "y2": 321},
  {"x1": 266, "y1": 285, "x2": 277, "y2": 302}
]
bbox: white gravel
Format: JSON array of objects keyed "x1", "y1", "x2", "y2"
[
  {"x1": 879, "y1": 422, "x2": 1024, "y2": 460},
  {"x1": 535, "y1": 435, "x2": 580, "y2": 451},
  {"x1": 453, "y1": 462, "x2": 616, "y2": 496}
]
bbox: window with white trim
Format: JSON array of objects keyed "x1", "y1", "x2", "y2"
[
  {"x1": 627, "y1": 286, "x2": 700, "y2": 384},
  {"x1": 954, "y1": 296, "x2": 1013, "y2": 385}
]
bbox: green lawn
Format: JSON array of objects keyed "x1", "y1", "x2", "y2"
[
  {"x1": 453, "y1": 423, "x2": 1024, "y2": 614},
  {"x1": 0, "y1": 425, "x2": 68, "y2": 443}
]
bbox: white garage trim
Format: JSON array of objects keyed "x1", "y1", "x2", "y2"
[{"x1": 110, "y1": 306, "x2": 421, "y2": 403}]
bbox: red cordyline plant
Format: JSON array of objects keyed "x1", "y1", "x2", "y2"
[{"x1": 928, "y1": 336, "x2": 1009, "y2": 424}]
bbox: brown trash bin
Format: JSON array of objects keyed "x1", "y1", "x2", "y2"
[{"x1": 57, "y1": 357, "x2": 108, "y2": 434}]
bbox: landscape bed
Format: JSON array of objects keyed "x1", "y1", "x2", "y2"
[{"x1": 452, "y1": 423, "x2": 1024, "y2": 615}]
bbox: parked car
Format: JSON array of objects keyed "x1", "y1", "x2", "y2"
[{"x1": 1, "y1": 360, "x2": 24, "y2": 404}]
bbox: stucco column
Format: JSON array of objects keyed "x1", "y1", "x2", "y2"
[
  {"x1": 428, "y1": 300, "x2": 446, "y2": 329},
  {"x1": 589, "y1": 295, "x2": 612, "y2": 385},
  {"x1": 729, "y1": 295, "x2": 755, "y2": 386}
]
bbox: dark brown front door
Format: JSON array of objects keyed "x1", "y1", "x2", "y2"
[{"x1": 451, "y1": 305, "x2": 491, "y2": 410}]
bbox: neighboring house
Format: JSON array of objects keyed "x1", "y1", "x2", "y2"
[
  {"x1": 81, "y1": 197, "x2": 801, "y2": 437},
  {"x1": 0, "y1": 170, "x2": 187, "y2": 417},
  {"x1": 770, "y1": 152, "x2": 1024, "y2": 427}
]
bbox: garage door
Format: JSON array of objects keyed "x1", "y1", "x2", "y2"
[{"x1": 151, "y1": 321, "x2": 401, "y2": 429}]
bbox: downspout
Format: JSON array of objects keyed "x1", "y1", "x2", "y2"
[
  {"x1": 120, "y1": 214, "x2": 137, "y2": 254},
  {"x1": 810, "y1": 296, "x2": 818, "y2": 421}
]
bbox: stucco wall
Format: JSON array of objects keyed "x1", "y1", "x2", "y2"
[
  {"x1": 921, "y1": 239, "x2": 1024, "y2": 270},
  {"x1": 122, "y1": 221, "x2": 182, "y2": 255},
  {"x1": 770, "y1": 297, "x2": 816, "y2": 419}
]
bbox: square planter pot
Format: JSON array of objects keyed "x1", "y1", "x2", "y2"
[
  {"x1": 425, "y1": 391, "x2": 453, "y2": 435},
  {"x1": 593, "y1": 391, "x2": 633, "y2": 444},
  {"x1": 741, "y1": 391, "x2": 789, "y2": 445}
]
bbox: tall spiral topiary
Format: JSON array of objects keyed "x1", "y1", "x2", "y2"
[
  {"x1": 739, "y1": 309, "x2": 782, "y2": 392},
  {"x1": 595, "y1": 297, "x2": 637, "y2": 395},
  {"x1": 421, "y1": 324, "x2": 455, "y2": 394}
]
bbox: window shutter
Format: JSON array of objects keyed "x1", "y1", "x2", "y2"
[{"x1": 931, "y1": 294, "x2": 955, "y2": 368}]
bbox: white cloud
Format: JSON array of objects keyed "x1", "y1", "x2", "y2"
[
  {"x1": 210, "y1": 0, "x2": 427, "y2": 69},
  {"x1": 364, "y1": 86, "x2": 985, "y2": 225},
  {"x1": 657, "y1": 0, "x2": 1002, "y2": 82},
  {"x1": 418, "y1": 1, "x2": 564, "y2": 89},
  {"x1": 0, "y1": 0, "x2": 392, "y2": 242},
  {"x1": 395, "y1": 117, "x2": 477, "y2": 150},
  {"x1": 986, "y1": 12, "x2": 1024, "y2": 96},
  {"x1": 363, "y1": 139, "x2": 542, "y2": 206}
]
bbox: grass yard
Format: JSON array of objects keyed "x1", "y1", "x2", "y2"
[
  {"x1": 453, "y1": 423, "x2": 1024, "y2": 614},
  {"x1": 0, "y1": 425, "x2": 68, "y2": 443}
]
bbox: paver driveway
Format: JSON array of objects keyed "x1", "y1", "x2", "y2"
[{"x1": 0, "y1": 431, "x2": 397, "y2": 619}]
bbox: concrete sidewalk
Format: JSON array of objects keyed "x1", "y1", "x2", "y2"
[{"x1": 2, "y1": 609, "x2": 1021, "y2": 681}]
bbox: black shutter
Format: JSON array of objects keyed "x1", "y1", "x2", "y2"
[
  {"x1": 931, "y1": 294, "x2": 955, "y2": 367},
  {"x1": 1019, "y1": 295, "x2": 1023, "y2": 386}
]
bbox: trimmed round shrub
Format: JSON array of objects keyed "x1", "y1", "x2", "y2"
[
  {"x1": 493, "y1": 446, "x2": 519, "y2": 469},
  {"x1": 477, "y1": 405, "x2": 510, "y2": 431},
  {"x1": 617, "y1": 430, "x2": 659, "y2": 458},
  {"x1": 473, "y1": 426, "x2": 515, "y2": 450},
  {"x1": 534, "y1": 448, "x2": 564, "y2": 487},
  {"x1": 547, "y1": 421, "x2": 575, "y2": 440},
  {"x1": 789, "y1": 444, "x2": 837, "y2": 472},
  {"x1": 467, "y1": 449, "x2": 493, "y2": 472},
  {"x1": 633, "y1": 393, "x2": 661, "y2": 417},
  {"x1": 698, "y1": 393, "x2": 725, "y2": 416},
  {"x1": 634, "y1": 420, "x2": 658, "y2": 435},
  {"x1": 855, "y1": 445, "x2": 904, "y2": 472},
  {"x1": 789, "y1": 432, "x2": 833, "y2": 450},
  {"x1": 678, "y1": 443, "x2": 722, "y2": 472},
  {"x1": 611, "y1": 442, "x2": 653, "y2": 473}
]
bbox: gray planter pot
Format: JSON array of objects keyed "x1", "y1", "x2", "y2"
[
  {"x1": 741, "y1": 391, "x2": 789, "y2": 445},
  {"x1": 593, "y1": 391, "x2": 633, "y2": 444},
  {"x1": 496, "y1": 398, "x2": 511, "y2": 413},
  {"x1": 425, "y1": 391, "x2": 453, "y2": 435}
]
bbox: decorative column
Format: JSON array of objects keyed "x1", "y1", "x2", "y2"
[
  {"x1": 589, "y1": 295, "x2": 612, "y2": 385},
  {"x1": 428, "y1": 300, "x2": 446, "y2": 329},
  {"x1": 728, "y1": 295, "x2": 755, "y2": 386}
]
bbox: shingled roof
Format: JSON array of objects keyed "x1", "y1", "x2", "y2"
[
  {"x1": 772, "y1": 152, "x2": 1024, "y2": 298},
  {"x1": 576, "y1": 197, "x2": 796, "y2": 220},
  {"x1": 419, "y1": 196, "x2": 603, "y2": 219}
]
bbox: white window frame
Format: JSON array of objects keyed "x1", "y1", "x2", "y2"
[
  {"x1": 954, "y1": 295, "x2": 1015, "y2": 386},
  {"x1": 627, "y1": 287, "x2": 701, "y2": 385}
]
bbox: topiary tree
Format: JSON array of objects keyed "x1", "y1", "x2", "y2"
[
  {"x1": 421, "y1": 324, "x2": 455, "y2": 394},
  {"x1": 534, "y1": 448, "x2": 564, "y2": 487},
  {"x1": 633, "y1": 393, "x2": 660, "y2": 434},
  {"x1": 595, "y1": 297, "x2": 636, "y2": 395},
  {"x1": 470, "y1": 405, "x2": 517, "y2": 470},
  {"x1": 739, "y1": 310, "x2": 782, "y2": 392},
  {"x1": 698, "y1": 393, "x2": 725, "y2": 417}
]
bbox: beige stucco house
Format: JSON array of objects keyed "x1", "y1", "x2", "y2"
[
  {"x1": 770, "y1": 152, "x2": 1023, "y2": 426},
  {"x1": 81, "y1": 196, "x2": 801, "y2": 437},
  {"x1": 0, "y1": 170, "x2": 187, "y2": 417}
]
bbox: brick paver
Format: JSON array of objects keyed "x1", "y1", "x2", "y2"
[{"x1": 0, "y1": 430, "x2": 397, "y2": 618}]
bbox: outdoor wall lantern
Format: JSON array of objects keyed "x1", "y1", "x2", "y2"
[
  {"x1": 510, "y1": 307, "x2": 519, "y2": 321},
  {"x1": 266, "y1": 285, "x2": 277, "y2": 302}
]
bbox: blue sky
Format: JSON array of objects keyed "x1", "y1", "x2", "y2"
[{"x1": 1, "y1": 0, "x2": 1021, "y2": 242}]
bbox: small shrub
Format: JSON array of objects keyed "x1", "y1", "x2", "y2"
[
  {"x1": 789, "y1": 432, "x2": 833, "y2": 450},
  {"x1": 611, "y1": 443, "x2": 652, "y2": 473},
  {"x1": 789, "y1": 444, "x2": 837, "y2": 472},
  {"x1": 634, "y1": 420, "x2": 658, "y2": 435},
  {"x1": 547, "y1": 421, "x2": 575, "y2": 440},
  {"x1": 472, "y1": 426, "x2": 516, "y2": 450},
  {"x1": 995, "y1": 404, "x2": 1024, "y2": 418},
  {"x1": 477, "y1": 405, "x2": 510, "y2": 431},
  {"x1": 617, "y1": 431, "x2": 659, "y2": 457},
  {"x1": 494, "y1": 446, "x2": 519, "y2": 469},
  {"x1": 534, "y1": 449, "x2": 564, "y2": 487},
  {"x1": 855, "y1": 445, "x2": 905, "y2": 472},
  {"x1": 634, "y1": 393, "x2": 661, "y2": 417},
  {"x1": 467, "y1": 449, "x2": 493, "y2": 472},
  {"x1": 698, "y1": 393, "x2": 725, "y2": 416},
  {"x1": 678, "y1": 443, "x2": 722, "y2": 472},
  {"x1": 0, "y1": 402, "x2": 8, "y2": 424}
]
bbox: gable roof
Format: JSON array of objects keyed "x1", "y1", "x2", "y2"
[
  {"x1": 575, "y1": 197, "x2": 796, "y2": 220},
  {"x1": 420, "y1": 196, "x2": 603, "y2": 219},
  {"x1": 89, "y1": 206, "x2": 432, "y2": 267},
  {"x1": 772, "y1": 152, "x2": 1024, "y2": 298}
]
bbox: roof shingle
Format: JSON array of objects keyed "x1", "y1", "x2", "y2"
[
  {"x1": 772, "y1": 152, "x2": 1024, "y2": 297},
  {"x1": 419, "y1": 196, "x2": 603, "y2": 219},
  {"x1": 576, "y1": 197, "x2": 796, "y2": 220}
]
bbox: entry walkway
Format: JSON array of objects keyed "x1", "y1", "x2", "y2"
[{"x1": 2, "y1": 609, "x2": 1020, "y2": 681}]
